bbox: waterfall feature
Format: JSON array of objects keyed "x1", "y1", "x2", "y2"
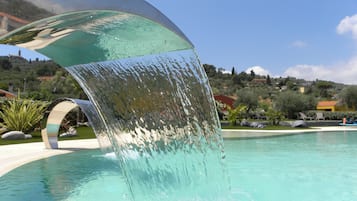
[
  {"x1": 0, "y1": 6, "x2": 231, "y2": 201},
  {"x1": 67, "y1": 49, "x2": 229, "y2": 200}
]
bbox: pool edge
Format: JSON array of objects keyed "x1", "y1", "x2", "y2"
[
  {"x1": 1, "y1": 127, "x2": 357, "y2": 176},
  {"x1": 0, "y1": 139, "x2": 99, "y2": 177}
]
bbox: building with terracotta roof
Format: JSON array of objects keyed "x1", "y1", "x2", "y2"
[
  {"x1": 214, "y1": 95, "x2": 236, "y2": 110},
  {"x1": 316, "y1": 100, "x2": 338, "y2": 112},
  {"x1": 0, "y1": 89, "x2": 16, "y2": 98},
  {"x1": 214, "y1": 95, "x2": 237, "y2": 120}
]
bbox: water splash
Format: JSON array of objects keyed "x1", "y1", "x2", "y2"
[{"x1": 67, "y1": 49, "x2": 231, "y2": 200}]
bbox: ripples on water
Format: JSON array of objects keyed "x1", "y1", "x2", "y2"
[{"x1": 2, "y1": 132, "x2": 357, "y2": 201}]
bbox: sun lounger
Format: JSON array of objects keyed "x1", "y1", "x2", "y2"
[
  {"x1": 298, "y1": 112, "x2": 313, "y2": 120},
  {"x1": 315, "y1": 112, "x2": 325, "y2": 120}
]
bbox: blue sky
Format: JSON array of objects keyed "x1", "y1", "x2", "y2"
[
  {"x1": 0, "y1": 45, "x2": 49, "y2": 61},
  {"x1": 2, "y1": 0, "x2": 357, "y2": 84},
  {"x1": 147, "y1": 0, "x2": 357, "y2": 84}
]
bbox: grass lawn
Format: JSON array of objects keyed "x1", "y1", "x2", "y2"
[{"x1": 0, "y1": 126, "x2": 96, "y2": 146}]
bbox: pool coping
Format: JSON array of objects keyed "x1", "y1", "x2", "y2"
[
  {"x1": 222, "y1": 126, "x2": 357, "y2": 138},
  {"x1": 0, "y1": 139, "x2": 100, "y2": 177},
  {"x1": 1, "y1": 126, "x2": 357, "y2": 177}
]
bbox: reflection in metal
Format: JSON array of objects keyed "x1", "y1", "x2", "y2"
[
  {"x1": 0, "y1": 1, "x2": 230, "y2": 200},
  {"x1": 0, "y1": 10, "x2": 192, "y2": 67},
  {"x1": 41, "y1": 100, "x2": 78, "y2": 149},
  {"x1": 0, "y1": 0, "x2": 191, "y2": 46},
  {"x1": 41, "y1": 98, "x2": 111, "y2": 151}
]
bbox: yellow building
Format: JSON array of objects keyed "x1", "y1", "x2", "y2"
[
  {"x1": 316, "y1": 101, "x2": 338, "y2": 112},
  {"x1": 299, "y1": 86, "x2": 305, "y2": 94}
]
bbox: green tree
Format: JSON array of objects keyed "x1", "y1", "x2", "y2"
[
  {"x1": 234, "y1": 89, "x2": 259, "y2": 114},
  {"x1": 316, "y1": 80, "x2": 333, "y2": 98},
  {"x1": 203, "y1": 64, "x2": 217, "y2": 77},
  {"x1": 0, "y1": 59, "x2": 12, "y2": 70},
  {"x1": 250, "y1": 70, "x2": 255, "y2": 80},
  {"x1": 36, "y1": 64, "x2": 58, "y2": 76},
  {"x1": 266, "y1": 75, "x2": 272, "y2": 86},
  {"x1": 63, "y1": 75, "x2": 87, "y2": 99},
  {"x1": 231, "y1": 67, "x2": 235, "y2": 75},
  {"x1": 286, "y1": 80, "x2": 298, "y2": 91},
  {"x1": 340, "y1": 85, "x2": 357, "y2": 110},
  {"x1": 232, "y1": 71, "x2": 249, "y2": 87},
  {"x1": 37, "y1": 70, "x2": 86, "y2": 100},
  {"x1": 274, "y1": 91, "x2": 316, "y2": 119},
  {"x1": 0, "y1": 82, "x2": 8, "y2": 90}
]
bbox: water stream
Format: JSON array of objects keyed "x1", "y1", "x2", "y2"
[
  {"x1": 67, "y1": 49, "x2": 231, "y2": 200},
  {"x1": 0, "y1": 8, "x2": 231, "y2": 200}
]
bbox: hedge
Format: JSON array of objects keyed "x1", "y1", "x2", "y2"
[{"x1": 305, "y1": 110, "x2": 357, "y2": 120}]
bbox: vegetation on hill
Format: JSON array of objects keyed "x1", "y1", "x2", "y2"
[
  {"x1": 1, "y1": 54, "x2": 357, "y2": 132},
  {"x1": 0, "y1": 56, "x2": 86, "y2": 100},
  {"x1": 203, "y1": 64, "x2": 357, "y2": 122},
  {"x1": 204, "y1": 64, "x2": 345, "y2": 99}
]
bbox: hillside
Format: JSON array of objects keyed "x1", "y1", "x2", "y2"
[
  {"x1": 0, "y1": 55, "x2": 60, "y2": 91},
  {"x1": 0, "y1": 52, "x2": 88, "y2": 100},
  {"x1": 0, "y1": 55, "x2": 351, "y2": 107},
  {"x1": 203, "y1": 64, "x2": 347, "y2": 101}
]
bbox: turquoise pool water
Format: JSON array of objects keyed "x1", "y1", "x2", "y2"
[{"x1": 1, "y1": 131, "x2": 357, "y2": 200}]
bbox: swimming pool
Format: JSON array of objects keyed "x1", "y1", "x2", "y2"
[{"x1": 1, "y1": 131, "x2": 357, "y2": 200}]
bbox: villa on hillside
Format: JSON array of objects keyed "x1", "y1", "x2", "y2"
[
  {"x1": 214, "y1": 95, "x2": 236, "y2": 109},
  {"x1": 214, "y1": 95, "x2": 237, "y2": 119},
  {"x1": 316, "y1": 101, "x2": 348, "y2": 112}
]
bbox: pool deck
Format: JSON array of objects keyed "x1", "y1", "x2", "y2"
[
  {"x1": 222, "y1": 126, "x2": 357, "y2": 138},
  {"x1": 0, "y1": 139, "x2": 99, "y2": 177},
  {"x1": 1, "y1": 126, "x2": 357, "y2": 177}
]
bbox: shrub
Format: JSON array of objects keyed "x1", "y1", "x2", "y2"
[
  {"x1": 0, "y1": 98, "x2": 48, "y2": 132},
  {"x1": 275, "y1": 91, "x2": 316, "y2": 119},
  {"x1": 305, "y1": 110, "x2": 357, "y2": 120},
  {"x1": 227, "y1": 105, "x2": 247, "y2": 126},
  {"x1": 265, "y1": 109, "x2": 284, "y2": 125}
]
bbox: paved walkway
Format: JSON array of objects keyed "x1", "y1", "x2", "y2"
[
  {"x1": 222, "y1": 126, "x2": 357, "y2": 138},
  {"x1": 0, "y1": 139, "x2": 99, "y2": 176},
  {"x1": 1, "y1": 127, "x2": 357, "y2": 177}
]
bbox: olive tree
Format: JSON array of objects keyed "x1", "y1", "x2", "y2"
[
  {"x1": 234, "y1": 88, "x2": 259, "y2": 114},
  {"x1": 274, "y1": 91, "x2": 316, "y2": 119},
  {"x1": 340, "y1": 85, "x2": 357, "y2": 110}
]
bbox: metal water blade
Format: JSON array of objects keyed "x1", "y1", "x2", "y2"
[{"x1": 0, "y1": 6, "x2": 231, "y2": 200}]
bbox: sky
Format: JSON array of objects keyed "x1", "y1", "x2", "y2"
[
  {"x1": 1, "y1": 0, "x2": 357, "y2": 84},
  {"x1": 146, "y1": 0, "x2": 357, "y2": 84},
  {"x1": 0, "y1": 45, "x2": 49, "y2": 61}
]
